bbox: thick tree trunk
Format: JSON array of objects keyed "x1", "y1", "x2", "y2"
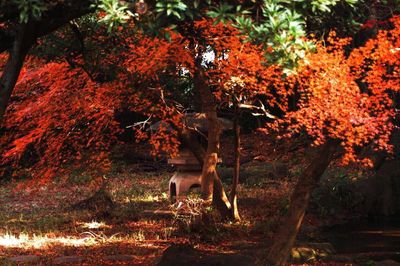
[
  {"x1": 230, "y1": 106, "x2": 240, "y2": 221},
  {"x1": 1, "y1": 2, "x2": 93, "y2": 54},
  {"x1": 187, "y1": 54, "x2": 233, "y2": 218},
  {"x1": 212, "y1": 171, "x2": 232, "y2": 219},
  {"x1": 178, "y1": 126, "x2": 232, "y2": 219},
  {"x1": 0, "y1": 2, "x2": 94, "y2": 122},
  {"x1": 193, "y1": 57, "x2": 219, "y2": 201},
  {"x1": 0, "y1": 23, "x2": 36, "y2": 122},
  {"x1": 267, "y1": 140, "x2": 338, "y2": 266}
]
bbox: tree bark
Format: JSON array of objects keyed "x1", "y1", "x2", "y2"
[
  {"x1": 267, "y1": 140, "x2": 338, "y2": 266},
  {"x1": 0, "y1": 23, "x2": 36, "y2": 122},
  {"x1": 177, "y1": 119, "x2": 232, "y2": 218},
  {"x1": 193, "y1": 57, "x2": 220, "y2": 201},
  {"x1": 1, "y1": 1, "x2": 93, "y2": 54},
  {"x1": 212, "y1": 171, "x2": 232, "y2": 219},
  {"x1": 192, "y1": 59, "x2": 232, "y2": 219},
  {"x1": 230, "y1": 104, "x2": 241, "y2": 221},
  {"x1": 0, "y1": 2, "x2": 94, "y2": 121}
]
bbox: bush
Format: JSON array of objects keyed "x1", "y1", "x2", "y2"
[{"x1": 311, "y1": 168, "x2": 365, "y2": 217}]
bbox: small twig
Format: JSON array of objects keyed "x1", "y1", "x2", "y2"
[
  {"x1": 238, "y1": 100, "x2": 276, "y2": 119},
  {"x1": 126, "y1": 115, "x2": 152, "y2": 130},
  {"x1": 184, "y1": 124, "x2": 208, "y2": 140}
]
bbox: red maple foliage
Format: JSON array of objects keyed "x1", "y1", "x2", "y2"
[
  {"x1": 122, "y1": 19, "x2": 288, "y2": 157},
  {"x1": 2, "y1": 16, "x2": 399, "y2": 184},
  {"x1": 203, "y1": 21, "x2": 287, "y2": 111},
  {"x1": 0, "y1": 59, "x2": 127, "y2": 183},
  {"x1": 278, "y1": 16, "x2": 400, "y2": 165}
]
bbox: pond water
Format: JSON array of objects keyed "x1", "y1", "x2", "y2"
[{"x1": 325, "y1": 217, "x2": 400, "y2": 260}]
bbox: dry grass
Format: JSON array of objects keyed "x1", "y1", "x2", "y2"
[{"x1": 0, "y1": 157, "x2": 295, "y2": 264}]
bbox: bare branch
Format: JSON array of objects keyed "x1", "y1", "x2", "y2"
[{"x1": 238, "y1": 102, "x2": 276, "y2": 119}]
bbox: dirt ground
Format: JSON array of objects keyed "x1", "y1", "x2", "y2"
[
  {"x1": 0, "y1": 132, "x2": 378, "y2": 265},
  {"x1": 0, "y1": 163, "x2": 296, "y2": 265}
]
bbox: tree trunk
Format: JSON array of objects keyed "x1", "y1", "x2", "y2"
[
  {"x1": 230, "y1": 105, "x2": 241, "y2": 221},
  {"x1": 185, "y1": 52, "x2": 233, "y2": 219},
  {"x1": 178, "y1": 126, "x2": 232, "y2": 219},
  {"x1": 193, "y1": 57, "x2": 219, "y2": 201},
  {"x1": 212, "y1": 171, "x2": 232, "y2": 219},
  {"x1": 0, "y1": 23, "x2": 36, "y2": 122},
  {"x1": 1, "y1": 2, "x2": 93, "y2": 54},
  {"x1": 267, "y1": 140, "x2": 338, "y2": 266}
]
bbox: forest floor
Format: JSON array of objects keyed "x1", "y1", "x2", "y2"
[
  {"x1": 0, "y1": 132, "x2": 397, "y2": 265},
  {"x1": 0, "y1": 165, "x2": 293, "y2": 265}
]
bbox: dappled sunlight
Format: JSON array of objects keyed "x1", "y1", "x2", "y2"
[
  {"x1": 0, "y1": 233, "x2": 98, "y2": 249},
  {"x1": 123, "y1": 193, "x2": 168, "y2": 204},
  {"x1": 0, "y1": 230, "x2": 157, "y2": 250},
  {"x1": 358, "y1": 230, "x2": 384, "y2": 234},
  {"x1": 76, "y1": 220, "x2": 112, "y2": 230}
]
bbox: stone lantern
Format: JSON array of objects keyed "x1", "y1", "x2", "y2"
[
  {"x1": 166, "y1": 113, "x2": 232, "y2": 202},
  {"x1": 168, "y1": 148, "x2": 202, "y2": 202}
]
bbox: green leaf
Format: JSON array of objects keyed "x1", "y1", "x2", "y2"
[{"x1": 164, "y1": 31, "x2": 171, "y2": 42}]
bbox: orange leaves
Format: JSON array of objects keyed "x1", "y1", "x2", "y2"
[
  {"x1": 120, "y1": 19, "x2": 290, "y2": 157},
  {"x1": 3, "y1": 128, "x2": 46, "y2": 159},
  {"x1": 279, "y1": 23, "x2": 400, "y2": 165},
  {"x1": 199, "y1": 20, "x2": 287, "y2": 112},
  {"x1": 123, "y1": 32, "x2": 193, "y2": 80},
  {"x1": 1, "y1": 60, "x2": 128, "y2": 183},
  {"x1": 0, "y1": 53, "x2": 7, "y2": 67},
  {"x1": 148, "y1": 122, "x2": 180, "y2": 158},
  {"x1": 350, "y1": 16, "x2": 400, "y2": 95}
]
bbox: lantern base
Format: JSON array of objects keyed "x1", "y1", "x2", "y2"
[{"x1": 169, "y1": 171, "x2": 202, "y2": 202}]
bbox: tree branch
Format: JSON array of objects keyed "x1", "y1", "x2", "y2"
[
  {"x1": 1, "y1": 1, "x2": 93, "y2": 54},
  {"x1": 0, "y1": 23, "x2": 36, "y2": 121},
  {"x1": 0, "y1": 1, "x2": 94, "y2": 120}
]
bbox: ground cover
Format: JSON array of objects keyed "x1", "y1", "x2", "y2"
[{"x1": 0, "y1": 132, "x2": 396, "y2": 265}]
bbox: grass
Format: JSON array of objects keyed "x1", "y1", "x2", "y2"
[
  {"x1": 0, "y1": 131, "x2": 389, "y2": 264},
  {"x1": 218, "y1": 161, "x2": 289, "y2": 188},
  {"x1": 0, "y1": 158, "x2": 296, "y2": 265}
]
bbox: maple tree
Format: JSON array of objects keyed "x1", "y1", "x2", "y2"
[
  {"x1": 0, "y1": 17, "x2": 139, "y2": 182},
  {"x1": 1, "y1": 0, "x2": 381, "y2": 121},
  {"x1": 120, "y1": 19, "x2": 289, "y2": 220},
  {"x1": 0, "y1": 59, "x2": 125, "y2": 183},
  {"x1": 0, "y1": 1, "x2": 97, "y2": 120},
  {"x1": 1, "y1": 1, "x2": 400, "y2": 264},
  {"x1": 267, "y1": 16, "x2": 400, "y2": 265},
  {"x1": 1, "y1": 17, "x2": 288, "y2": 221}
]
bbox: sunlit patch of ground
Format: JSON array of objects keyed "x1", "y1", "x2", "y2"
[
  {"x1": 0, "y1": 141, "x2": 297, "y2": 264},
  {"x1": 0, "y1": 230, "x2": 174, "y2": 250},
  {"x1": 77, "y1": 220, "x2": 112, "y2": 230},
  {"x1": 0, "y1": 233, "x2": 98, "y2": 249}
]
